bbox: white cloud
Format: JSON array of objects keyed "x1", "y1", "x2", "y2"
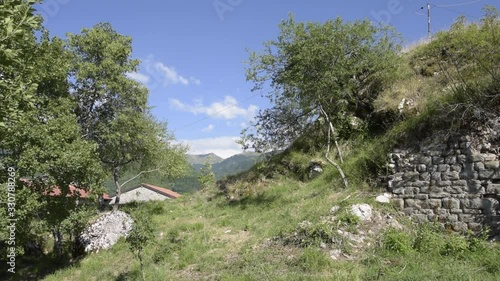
[
  {"x1": 179, "y1": 136, "x2": 243, "y2": 159},
  {"x1": 201, "y1": 124, "x2": 214, "y2": 132},
  {"x1": 169, "y1": 96, "x2": 258, "y2": 120},
  {"x1": 190, "y1": 77, "x2": 201, "y2": 85},
  {"x1": 126, "y1": 72, "x2": 150, "y2": 84},
  {"x1": 154, "y1": 62, "x2": 189, "y2": 85},
  {"x1": 141, "y1": 56, "x2": 200, "y2": 87}
]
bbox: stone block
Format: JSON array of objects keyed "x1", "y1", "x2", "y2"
[
  {"x1": 444, "y1": 186, "x2": 463, "y2": 194},
  {"x1": 405, "y1": 199, "x2": 419, "y2": 208},
  {"x1": 423, "y1": 199, "x2": 442, "y2": 209},
  {"x1": 443, "y1": 198, "x2": 460, "y2": 209},
  {"x1": 458, "y1": 214, "x2": 475, "y2": 223},
  {"x1": 415, "y1": 194, "x2": 429, "y2": 200},
  {"x1": 462, "y1": 209, "x2": 483, "y2": 214},
  {"x1": 429, "y1": 192, "x2": 447, "y2": 199},
  {"x1": 428, "y1": 150, "x2": 442, "y2": 157},
  {"x1": 419, "y1": 185, "x2": 430, "y2": 194},
  {"x1": 475, "y1": 162, "x2": 485, "y2": 171},
  {"x1": 450, "y1": 209, "x2": 463, "y2": 214},
  {"x1": 450, "y1": 164, "x2": 462, "y2": 172},
  {"x1": 478, "y1": 170, "x2": 494, "y2": 179},
  {"x1": 416, "y1": 164, "x2": 427, "y2": 172},
  {"x1": 436, "y1": 209, "x2": 448, "y2": 216},
  {"x1": 451, "y1": 221, "x2": 467, "y2": 232},
  {"x1": 403, "y1": 208, "x2": 415, "y2": 216},
  {"x1": 413, "y1": 181, "x2": 430, "y2": 188},
  {"x1": 392, "y1": 198, "x2": 404, "y2": 209},
  {"x1": 421, "y1": 209, "x2": 434, "y2": 215},
  {"x1": 467, "y1": 180, "x2": 485, "y2": 194},
  {"x1": 484, "y1": 161, "x2": 500, "y2": 169},
  {"x1": 417, "y1": 156, "x2": 432, "y2": 166},
  {"x1": 437, "y1": 180, "x2": 452, "y2": 187},
  {"x1": 452, "y1": 180, "x2": 467, "y2": 186},
  {"x1": 403, "y1": 171, "x2": 420, "y2": 181},
  {"x1": 468, "y1": 223, "x2": 483, "y2": 232},
  {"x1": 486, "y1": 183, "x2": 500, "y2": 194},
  {"x1": 431, "y1": 172, "x2": 441, "y2": 181},
  {"x1": 444, "y1": 156, "x2": 457, "y2": 165},
  {"x1": 470, "y1": 154, "x2": 485, "y2": 162},
  {"x1": 483, "y1": 154, "x2": 497, "y2": 161},
  {"x1": 432, "y1": 156, "x2": 445, "y2": 165},
  {"x1": 457, "y1": 154, "x2": 467, "y2": 164},
  {"x1": 438, "y1": 164, "x2": 450, "y2": 172},
  {"x1": 443, "y1": 171, "x2": 460, "y2": 181},
  {"x1": 420, "y1": 172, "x2": 431, "y2": 181},
  {"x1": 412, "y1": 214, "x2": 428, "y2": 223},
  {"x1": 470, "y1": 198, "x2": 485, "y2": 209}
]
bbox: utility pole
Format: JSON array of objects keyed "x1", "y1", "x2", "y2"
[{"x1": 427, "y1": 3, "x2": 431, "y2": 39}]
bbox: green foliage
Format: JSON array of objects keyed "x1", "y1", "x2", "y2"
[
  {"x1": 0, "y1": 0, "x2": 43, "y2": 128},
  {"x1": 66, "y1": 23, "x2": 188, "y2": 207},
  {"x1": 382, "y1": 228, "x2": 413, "y2": 254},
  {"x1": 198, "y1": 161, "x2": 216, "y2": 189},
  {"x1": 126, "y1": 209, "x2": 155, "y2": 281},
  {"x1": 296, "y1": 247, "x2": 333, "y2": 272},
  {"x1": 242, "y1": 14, "x2": 402, "y2": 152}
]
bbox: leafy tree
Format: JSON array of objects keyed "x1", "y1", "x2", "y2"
[
  {"x1": 0, "y1": 0, "x2": 42, "y2": 129},
  {"x1": 66, "y1": 23, "x2": 187, "y2": 209},
  {"x1": 0, "y1": 1, "x2": 105, "y2": 255},
  {"x1": 242, "y1": 15, "x2": 402, "y2": 186},
  {"x1": 198, "y1": 160, "x2": 216, "y2": 189}
]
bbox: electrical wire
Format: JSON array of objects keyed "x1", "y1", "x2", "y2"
[{"x1": 433, "y1": 0, "x2": 482, "y2": 8}]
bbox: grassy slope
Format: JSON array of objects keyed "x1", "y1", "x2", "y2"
[{"x1": 41, "y1": 166, "x2": 500, "y2": 281}]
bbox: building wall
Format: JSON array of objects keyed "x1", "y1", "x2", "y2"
[
  {"x1": 388, "y1": 119, "x2": 500, "y2": 235},
  {"x1": 118, "y1": 186, "x2": 171, "y2": 204}
]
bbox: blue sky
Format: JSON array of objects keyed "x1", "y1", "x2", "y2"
[{"x1": 35, "y1": 0, "x2": 498, "y2": 158}]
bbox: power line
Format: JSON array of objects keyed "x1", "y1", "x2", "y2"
[
  {"x1": 431, "y1": 3, "x2": 480, "y2": 19},
  {"x1": 433, "y1": 0, "x2": 482, "y2": 8}
]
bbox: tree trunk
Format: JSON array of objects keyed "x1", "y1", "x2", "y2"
[
  {"x1": 113, "y1": 166, "x2": 121, "y2": 211},
  {"x1": 139, "y1": 249, "x2": 146, "y2": 281},
  {"x1": 52, "y1": 227, "x2": 63, "y2": 255}
]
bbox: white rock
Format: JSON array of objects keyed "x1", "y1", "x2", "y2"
[
  {"x1": 376, "y1": 193, "x2": 391, "y2": 203},
  {"x1": 350, "y1": 204, "x2": 372, "y2": 221},
  {"x1": 79, "y1": 211, "x2": 133, "y2": 253},
  {"x1": 329, "y1": 205, "x2": 340, "y2": 215}
]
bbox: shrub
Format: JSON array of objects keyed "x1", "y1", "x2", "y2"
[{"x1": 382, "y1": 228, "x2": 413, "y2": 254}]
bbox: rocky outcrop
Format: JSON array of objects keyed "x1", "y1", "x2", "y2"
[{"x1": 79, "y1": 211, "x2": 133, "y2": 253}]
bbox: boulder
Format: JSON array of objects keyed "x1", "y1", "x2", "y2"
[
  {"x1": 350, "y1": 204, "x2": 372, "y2": 221},
  {"x1": 79, "y1": 211, "x2": 133, "y2": 253}
]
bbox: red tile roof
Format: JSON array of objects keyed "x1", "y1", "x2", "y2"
[
  {"x1": 140, "y1": 183, "x2": 181, "y2": 199},
  {"x1": 21, "y1": 178, "x2": 110, "y2": 199}
]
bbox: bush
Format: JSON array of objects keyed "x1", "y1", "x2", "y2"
[{"x1": 382, "y1": 228, "x2": 413, "y2": 254}]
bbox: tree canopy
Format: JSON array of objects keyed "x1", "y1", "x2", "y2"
[{"x1": 241, "y1": 15, "x2": 402, "y2": 152}]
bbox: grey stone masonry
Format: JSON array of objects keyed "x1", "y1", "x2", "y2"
[{"x1": 388, "y1": 118, "x2": 500, "y2": 235}]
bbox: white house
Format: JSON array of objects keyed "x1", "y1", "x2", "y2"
[{"x1": 109, "y1": 183, "x2": 181, "y2": 205}]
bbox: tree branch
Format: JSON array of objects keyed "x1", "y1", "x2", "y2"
[
  {"x1": 320, "y1": 106, "x2": 348, "y2": 188},
  {"x1": 120, "y1": 168, "x2": 161, "y2": 188}
]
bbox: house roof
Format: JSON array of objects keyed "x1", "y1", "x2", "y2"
[
  {"x1": 47, "y1": 185, "x2": 112, "y2": 200},
  {"x1": 137, "y1": 183, "x2": 181, "y2": 199},
  {"x1": 21, "y1": 178, "x2": 111, "y2": 200}
]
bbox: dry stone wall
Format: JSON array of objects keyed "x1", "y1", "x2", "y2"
[{"x1": 387, "y1": 118, "x2": 500, "y2": 235}]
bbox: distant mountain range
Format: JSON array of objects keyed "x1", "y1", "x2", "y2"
[
  {"x1": 104, "y1": 152, "x2": 263, "y2": 195},
  {"x1": 186, "y1": 153, "x2": 224, "y2": 166},
  {"x1": 187, "y1": 152, "x2": 263, "y2": 180}
]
